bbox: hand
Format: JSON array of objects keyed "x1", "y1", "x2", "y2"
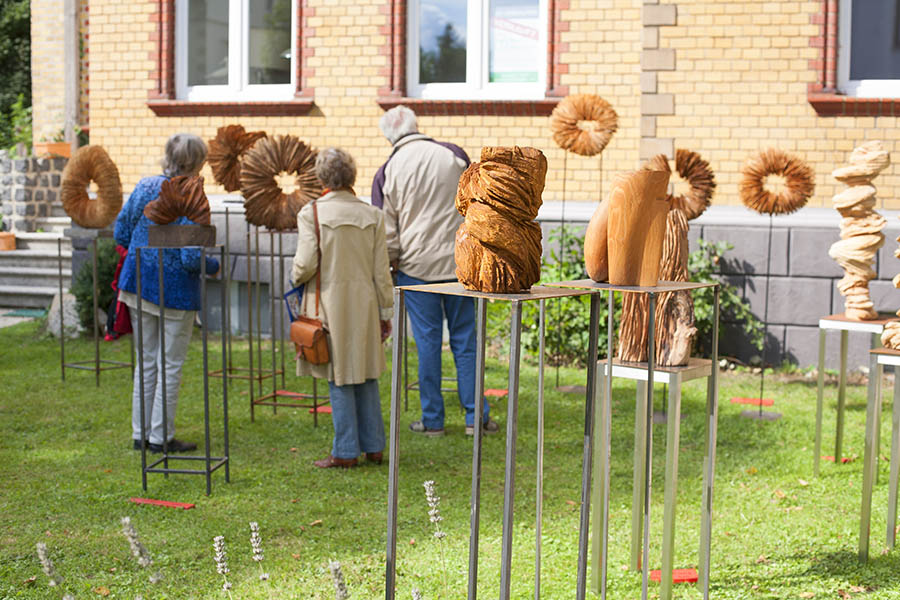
[{"x1": 380, "y1": 319, "x2": 392, "y2": 342}]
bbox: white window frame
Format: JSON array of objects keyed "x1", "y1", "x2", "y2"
[
  {"x1": 837, "y1": 0, "x2": 900, "y2": 98},
  {"x1": 175, "y1": 0, "x2": 296, "y2": 102},
  {"x1": 407, "y1": 0, "x2": 548, "y2": 100}
]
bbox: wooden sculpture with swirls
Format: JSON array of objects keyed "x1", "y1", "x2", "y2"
[
  {"x1": 239, "y1": 135, "x2": 322, "y2": 231},
  {"x1": 207, "y1": 125, "x2": 266, "y2": 192},
  {"x1": 828, "y1": 141, "x2": 890, "y2": 320},
  {"x1": 143, "y1": 175, "x2": 210, "y2": 225},
  {"x1": 454, "y1": 146, "x2": 547, "y2": 293},
  {"x1": 60, "y1": 145, "x2": 123, "y2": 229}
]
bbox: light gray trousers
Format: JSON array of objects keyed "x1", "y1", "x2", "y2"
[{"x1": 130, "y1": 309, "x2": 195, "y2": 445}]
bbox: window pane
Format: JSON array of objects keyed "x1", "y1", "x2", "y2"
[
  {"x1": 489, "y1": 0, "x2": 540, "y2": 83},
  {"x1": 187, "y1": 0, "x2": 229, "y2": 86},
  {"x1": 419, "y1": 0, "x2": 467, "y2": 83},
  {"x1": 248, "y1": 0, "x2": 292, "y2": 85},
  {"x1": 850, "y1": 0, "x2": 900, "y2": 79}
]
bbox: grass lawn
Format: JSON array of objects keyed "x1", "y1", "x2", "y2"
[{"x1": 1, "y1": 318, "x2": 900, "y2": 599}]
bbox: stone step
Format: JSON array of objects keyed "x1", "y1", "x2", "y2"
[
  {"x1": 0, "y1": 284, "x2": 58, "y2": 308},
  {"x1": 50, "y1": 204, "x2": 68, "y2": 218},
  {"x1": 0, "y1": 266, "x2": 71, "y2": 289},
  {"x1": 34, "y1": 216, "x2": 71, "y2": 235},
  {"x1": 14, "y1": 232, "x2": 71, "y2": 252},
  {"x1": 0, "y1": 249, "x2": 72, "y2": 269}
]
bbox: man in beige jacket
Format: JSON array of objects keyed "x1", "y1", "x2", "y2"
[{"x1": 372, "y1": 106, "x2": 497, "y2": 437}]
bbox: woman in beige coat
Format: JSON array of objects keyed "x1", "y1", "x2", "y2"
[{"x1": 291, "y1": 148, "x2": 394, "y2": 468}]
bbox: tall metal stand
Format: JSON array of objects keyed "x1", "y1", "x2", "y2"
[
  {"x1": 385, "y1": 283, "x2": 598, "y2": 600},
  {"x1": 252, "y1": 228, "x2": 325, "y2": 423},
  {"x1": 548, "y1": 279, "x2": 720, "y2": 600},
  {"x1": 58, "y1": 232, "x2": 133, "y2": 385},
  {"x1": 740, "y1": 214, "x2": 781, "y2": 421},
  {"x1": 136, "y1": 224, "x2": 229, "y2": 495}
]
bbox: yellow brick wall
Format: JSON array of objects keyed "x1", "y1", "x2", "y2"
[
  {"x1": 657, "y1": 0, "x2": 900, "y2": 209},
  {"x1": 30, "y1": 0, "x2": 66, "y2": 144},
  {"x1": 75, "y1": 0, "x2": 900, "y2": 209},
  {"x1": 85, "y1": 0, "x2": 640, "y2": 204}
]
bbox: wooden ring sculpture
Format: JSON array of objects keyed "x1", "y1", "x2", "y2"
[
  {"x1": 739, "y1": 148, "x2": 815, "y2": 215},
  {"x1": 454, "y1": 146, "x2": 547, "y2": 293},
  {"x1": 643, "y1": 149, "x2": 716, "y2": 220},
  {"x1": 60, "y1": 145, "x2": 123, "y2": 229},
  {"x1": 207, "y1": 125, "x2": 267, "y2": 192},
  {"x1": 143, "y1": 175, "x2": 210, "y2": 225},
  {"x1": 239, "y1": 135, "x2": 322, "y2": 231},
  {"x1": 549, "y1": 94, "x2": 618, "y2": 157}
]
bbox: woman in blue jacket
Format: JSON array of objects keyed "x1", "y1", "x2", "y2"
[{"x1": 114, "y1": 133, "x2": 219, "y2": 453}]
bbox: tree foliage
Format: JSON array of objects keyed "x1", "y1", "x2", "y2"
[{"x1": 0, "y1": 0, "x2": 31, "y2": 149}]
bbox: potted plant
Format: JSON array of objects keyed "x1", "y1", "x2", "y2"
[
  {"x1": 33, "y1": 126, "x2": 78, "y2": 158},
  {"x1": 0, "y1": 215, "x2": 15, "y2": 251}
]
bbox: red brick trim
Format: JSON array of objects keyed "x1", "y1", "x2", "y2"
[
  {"x1": 375, "y1": 97, "x2": 561, "y2": 116},
  {"x1": 148, "y1": 0, "x2": 175, "y2": 100},
  {"x1": 807, "y1": 0, "x2": 897, "y2": 116},
  {"x1": 378, "y1": 0, "x2": 568, "y2": 110},
  {"x1": 147, "y1": 0, "x2": 315, "y2": 111},
  {"x1": 147, "y1": 100, "x2": 315, "y2": 117}
]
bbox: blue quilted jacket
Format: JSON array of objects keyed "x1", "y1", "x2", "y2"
[{"x1": 114, "y1": 175, "x2": 219, "y2": 311}]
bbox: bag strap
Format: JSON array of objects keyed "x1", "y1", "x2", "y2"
[{"x1": 312, "y1": 200, "x2": 322, "y2": 317}]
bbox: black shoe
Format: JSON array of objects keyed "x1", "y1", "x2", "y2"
[
  {"x1": 148, "y1": 438, "x2": 197, "y2": 454},
  {"x1": 132, "y1": 439, "x2": 147, "y2": 451}
]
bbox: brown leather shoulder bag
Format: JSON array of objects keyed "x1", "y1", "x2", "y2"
[{"x1": 290, "y1": 201, "x2": 330, "y2": 365}]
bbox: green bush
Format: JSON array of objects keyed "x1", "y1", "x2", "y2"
[
  {"x1": 71, "y1": 239, "x2": 119, "y2": 331},
  {"x1": 0, "y1": 0, "x2": 30, "y2": 151},
  {"x1": 486, "y1": 227, "x2": 763, "y2": 367}
]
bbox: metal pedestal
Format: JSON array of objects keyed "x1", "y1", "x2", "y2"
[
  {"x1": 135, "y1": 225, "x2": 229, "y2": 495},
  {"x1": 546, "y1": 279, "x2": 719, "y2": 600},
  {"x1": 385, "y1": 283, "x2": 599, "y2": 600},
  {"x1": 858, "y1": 347, "x2": 900, "y2": 561},
  {"x1": 58, "y1": 233, "x2": 133, "y2": 385},
  {"x1": 814, "y1": 313, "x2": 894, "y2": 476}
]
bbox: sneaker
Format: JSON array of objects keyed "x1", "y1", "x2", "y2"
[
  {"x1": 148, "y1": 438, "x2": 198, "y2": 454},
  {"x1": 409, "y1": 420, "x2": 445, "y2": 437},
  {"x1": 131, "y1": 439, "x2": 147, "y2": 451},
  {"x1": 466, "y1": 419, "x2": 500, "y2": 436}
]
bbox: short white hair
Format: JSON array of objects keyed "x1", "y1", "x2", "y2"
[
  {"x1": 315, "y1": 147, "x2": 357, "y2": 190},
  {"x1": 379, "y1": 105, "x2": 418, "y2": 145},
  {"x1": 161, "y1": 133, "x2": 207, "y2": 177}
]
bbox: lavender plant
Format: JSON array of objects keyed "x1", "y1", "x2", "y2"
[
  {"x1": 35, "y1": 542, "x2": 73, "y2": 599},
  {"x1": 423, "y1": 480, "x2": 447, "y2": 591},
  {"x1": 213, "y1": 535, "x2": 234, "y2": 598},
  {"x1": 249, "y1": 521, "x2": 272, "y2": 596},
  {"x1": 121, "y1": 516, "x2": 161, "y2": 584},
  {"x1": 329, "y1": 560, "x2": 350, "y2": 600}
]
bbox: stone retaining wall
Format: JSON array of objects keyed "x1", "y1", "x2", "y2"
[{"x1": 0, "y1": 150, "x2": 66, "y2": 233}]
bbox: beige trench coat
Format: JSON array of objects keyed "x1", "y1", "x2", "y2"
[{"x1": 291, "y1": 190, "x2": 394, "y2": 386}]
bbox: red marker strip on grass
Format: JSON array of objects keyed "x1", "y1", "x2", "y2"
[{"x1": 129, "y1": 497, "x2": 195, "y2": 510}]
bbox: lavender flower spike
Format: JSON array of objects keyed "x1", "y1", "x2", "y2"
[
  {"x1": 329, "y1": 560, "x2": 350, "y2": 600},
  {"x1": 249, "y1": 522, "x2": 269, "y2": 582},
  {"x1": 412, "y1": 588, "x2": 424, "y2": 600},
  {"x1": 36, "y1": 542, "x2": 63, "y2": 587},
  {"x1": 213, "y1": 536, "x2": 230, "y2": 575},
  {"x1": 121, "y1": 517, "x2": 153, "y2": 568}
]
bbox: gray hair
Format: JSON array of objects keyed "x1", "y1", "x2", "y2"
[
  {"x1": 315, "y1": 147, "x2": 357, "y2": 190},
  {"x1": 379, "y1": 105, "x2": 418, "y2": 145},
  {"x1": 161, "y1": 133, "x2": 208, "y2": 177}
]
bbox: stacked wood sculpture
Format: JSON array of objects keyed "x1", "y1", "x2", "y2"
[
  {"x1": 454, "y1": 146, "x2": 547, "y2": 293},
  {"x1": 739, "y1": 148, "x2": 815, "y2": 216},
  {"x1": 60, "y1": 145, "x2": 123, "y2": 229},
  {"x1": 240, "y1": 135, "x2": 322, "y2": 231},
  {"x1": 828, "y1": 141, "x2": 890, "y2": 320},
  {"x1": 144, "y1": 175, "x2": 210, "y2": 225},
  {"x1": 207, "y1": 125, "x2": 266, "y2": 192},
  {"x1": 549, "y1": 94, "x2": 618, "y2": 157},
  {"x1": 617, "y1": 208, "x2": 696, "y2": 364},
  {"x1": 584, "y1": 169, "x2": 670, "y2": 287}
]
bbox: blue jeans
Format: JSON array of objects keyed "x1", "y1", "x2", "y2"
[
  {"x1": 397, "y1": 271, "x2": 489, "y2": 429},
  {"x1": 328, "y1": 379, "x2": 385, "y2": 459}
]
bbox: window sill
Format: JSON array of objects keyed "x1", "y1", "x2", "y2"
[
  {"x1": 147, "y1": 98, "x2": 315, "y2": 117},
  {"x1": 376, "y1": 97, "x2": 562, "y2": 116},
  {"x1": 807, "y1": 91, "x2": 900, "y2": 117}
]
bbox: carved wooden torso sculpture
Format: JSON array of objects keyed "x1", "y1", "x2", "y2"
[{"x1": 454, "y1": 146, "x2": 547, "y2": 293}]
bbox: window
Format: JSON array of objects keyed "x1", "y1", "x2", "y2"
[
  {"x1": 837, "y1": 0, "x2": 900, "y2": 97},
  {"x1": 407, "y1": 0, "x2": 548, "y2": 100},
  {"x1": 175, "y1": 0, "x2": 296, "y2": 102}
]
